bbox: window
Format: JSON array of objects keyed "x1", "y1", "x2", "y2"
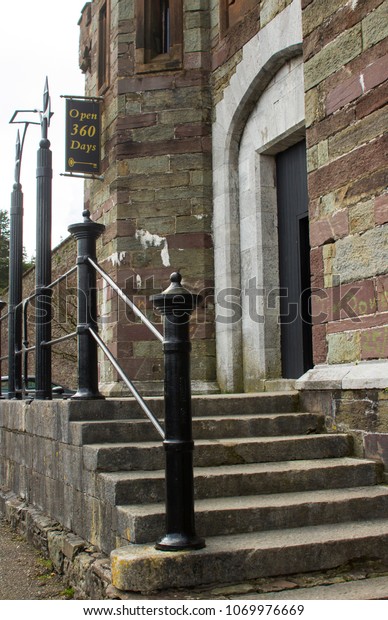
[
  {"x1": 98, "y1": 1, "x2": 110, "y2": 92},
  {"x1": 136, "y1": 0, "x2": 183, "y2": 72}
]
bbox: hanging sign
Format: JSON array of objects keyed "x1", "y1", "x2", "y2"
[{"x1": 65, "y1": 98, "x2": 101, "y2": 175}]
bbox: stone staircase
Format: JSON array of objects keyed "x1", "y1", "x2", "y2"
[{"x1": 72, "y1": 392, "x2": 388, "y2": 593}]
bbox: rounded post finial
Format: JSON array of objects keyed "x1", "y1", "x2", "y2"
[{"x1": 170, "y1": 272, "x2": 181, "y2": 285}]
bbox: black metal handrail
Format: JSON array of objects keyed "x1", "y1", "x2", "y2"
[
  {"x1": 88, "y1": 327, "x2": 165, "y2": 438},
  {"x1": 88, "y1": 257, "x2": 163, "y2": 343},
  {"x1": 3, "y1": 208, "x2": 205, "y2": 552},
  {"x1": 9, "y1": 266, "x2": 78, "y2": 398}
]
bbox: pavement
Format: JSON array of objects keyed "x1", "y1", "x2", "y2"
[
  {"x1": 0, "y1": 519, "x2": 71, "y2": 601},
  {"x1": 2, "y1": 516, "x2": 388, "y2": 601}
]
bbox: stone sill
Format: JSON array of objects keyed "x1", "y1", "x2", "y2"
[{"x1": 295, "y1": 360, "x2": 388, "y2": 391}]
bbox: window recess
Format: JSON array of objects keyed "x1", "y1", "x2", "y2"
[{"x1": 136, "y1": 0, "x2": 183, "y2": 72}]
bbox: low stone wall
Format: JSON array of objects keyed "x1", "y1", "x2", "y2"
[
  {"x1": 0, "y1": 399, "x2": 149, "y2": 555},
  {"x1": 0, "y1": 491, "x2": 111, "y2": 599},
  {"x1": 298, "y1": 361, "x2": 388, "y2": 469}
]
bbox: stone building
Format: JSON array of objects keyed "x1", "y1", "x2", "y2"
[{"x1": 77, "y1": 1, "x2": 387, "y2": 457}]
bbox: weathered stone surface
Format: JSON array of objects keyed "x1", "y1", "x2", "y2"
[
  {"x1": 333, "y1": 225, "x2": 388, "y2": 284},
  {"x1": 362, "y1": 0, "x2": 388, "y2": 49},
  {"x1": 304, "y1": 24, "x2": 362, "y2": 91},
  {"x1": 111, "y1": 521, "x2": 388, "y2": 592}
]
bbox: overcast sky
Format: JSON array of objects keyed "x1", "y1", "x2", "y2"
[{"x1": 0, "y1": 1, "x2": 87, "y2": 258}]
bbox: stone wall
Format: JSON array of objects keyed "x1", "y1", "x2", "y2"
[
  {"x1": 0, "y1": 399, "x2": 137, "y2": 555},
  {"x1": 79, "y1": 0, "x2": 216, "y2": 394},
  {"x1": 303, "y1": 0, "x2": 388, "y2": 367},
  {"x1": 1, "y1": 236, "x2": 78, "y2": 392}
]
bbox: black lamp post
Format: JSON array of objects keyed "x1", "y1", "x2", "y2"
[
  {"x1": 7, "y1": 131, "x2": 24, "y2": 398},
  {"x1": 0, "y1": 299, "x2": 7, "y2": 398},
  {"x1": 7, "y1": 108, "x2": 41, "y2": 399},
  {"x1": 35, "y1": 77, "x2": 53, "y2": 400}
]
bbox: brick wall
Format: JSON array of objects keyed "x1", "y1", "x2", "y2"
[{"x1": 303, "y1": 0, "x2": 388, "y2": 366}]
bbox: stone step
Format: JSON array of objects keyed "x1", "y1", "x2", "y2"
[
  {"x1": 84, "y1": 434, "x2": 351, "y2": 472},
  {"x1": 116, "y1": 485, "x2": 388, "y2": 544},
  {"x1": 111, "y1": 518, "x2": 388, "y2": 592},
  {"x1": 99, "y1": 458, "x2": 382, "y2": 505},
  {"x1": 248, "y1": 575, "x2": 388, "y2": 600},
  {"x1": 68, "y1": 392, "x2": 300, "y2": 422},
  {"x1": 71, "y1": 412, "x2": 323, "y2": 445}
]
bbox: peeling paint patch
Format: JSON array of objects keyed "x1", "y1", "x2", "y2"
[
  {"x1": 350, "y1": 0, "x2": 359, "y2": 9},
  {"x1": 359, "y1": 73, "x2": 365, "y2": 93},
  {"x1": 194, "y1": 214, "x2": 204, "y2": 220},
  {"x1": 136, "y1": 229, "x2": 170, "y2": 267},
  {"x1": 136, "y1": 274, "x2": 142, "y2": 290},
  {"x1": 109, "y1": 251, "x2": 127, "y2": 266}
]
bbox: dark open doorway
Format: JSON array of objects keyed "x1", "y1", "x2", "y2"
[{"x1": 276, "y1": 139, "x2": 313, "y2": 378}]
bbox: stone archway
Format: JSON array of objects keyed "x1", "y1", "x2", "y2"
[{"x1": 212, "y1": 0, "x2": 305, "y2": 392}]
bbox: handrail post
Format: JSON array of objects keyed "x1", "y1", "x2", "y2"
[
  {"x1": 151, "y1": 273, "x2": 205, "y2": 551},
  {"x1": 0, "y1": 301, "x2": 7, "y2": 398},
  {"x1": 68, "y1": 210, "x2": 105, "y2": 400}
]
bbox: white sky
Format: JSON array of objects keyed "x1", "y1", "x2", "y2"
[{"x1": 0, "y1": 1, "x2": 87, "y2": 258}]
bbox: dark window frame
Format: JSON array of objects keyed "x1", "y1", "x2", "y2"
[
  {"x1": 98, "y1": 0, "x2": 110, "y2": 94},
  {"x1": 135, "y1": 0, "x2": 183, "y2": 73}
]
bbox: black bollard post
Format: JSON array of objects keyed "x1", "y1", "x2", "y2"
[
  {"x1": 0, "y1": 300, "x2": 7, "y2": 398},
  {"x1": 68, "y1": 210, "x2": 105, "y2": 400},
  {"x1": 151, "y1": 273, "x2": 205, "y2": 551},
  {"x1": 8, "y1": 132, "x2": 24, "y2": 399},
  {"x1": 35, "y1": 78, "x2": 53, "y2": 400}
]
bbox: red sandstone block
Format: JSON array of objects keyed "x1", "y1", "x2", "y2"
[
  {"x1": 311, "y1": 279, "x2": 376, "y2": 325},
  {"x1": 117, "y1": 322, "x2": 162, "y2": 342},
  {"x1": 117, "y1": 138, "x2": 204, "y2": 158},
  {"x1": 345, "y1": 168, "x2": 387, "y2": 203},
  {"x1": 328, "y1": 312, "x2": 388, "y2": 334},
  {"x1": 326, "y1": 74, "x2": 362, "y2": 115},
  {"x1": 312, "y1": 323, "x2": 328, "y2": 364},
  {"x1": 376, "y1": 275, "x2": 388, "y2": 312},
  {"x1": 184, "y1": 52, "x2": 212, "y2": 71},
  {"x1": 375, "y1": 193, "x2": 388, "y2": 225},
  {"x1": 175, "y1": 72, "x2": 208, "y2": 88},
  {"x1": 330, "y1": 209, "x2": 349, "y2": 238},
  {"x1": 309, "y1": 219, "x2": 333, "y2": 248},
  {"x1": 308, "y1": 209, "x2": 348, "y2": 248},
  {"x1": 361, "y1": 325, "x2": 388, "y2": 359},
  {"x1": 308, "y1": 134, "x2": 388, "y2": 199},
  {"x1": 117, "y1": 114, "x2": 157, "y2": 130},
  {"x1": 310, "y1": 246, "x2": 324, "y2": 277},
  {"x1": 307, "y1": 107, "x2": 355, "y2": 147},
  {"x1": 321, "y1": 38, "x2": 388, "y2": 110},
  {"x1": 364, "y1": 53, "x2": 388, "y2": 90},
  {"x1": 175, "y1": 123, "x2": 211, "y2": 138},
  {"x1": 166, "y1": 233, "x2": 213, "y2": 250},
  {"x1": 356, "y1": 80, "x2": 388, "y2": 119}
]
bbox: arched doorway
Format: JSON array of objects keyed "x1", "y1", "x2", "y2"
[{"x1": 212, "y1": 1, "x2": 311, "y2": 391}]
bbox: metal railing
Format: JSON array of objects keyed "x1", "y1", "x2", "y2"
[
  {"x1": 1, "y1": 207, "x2": 205, "y2": 551},
  {"x1": 70, "y1": 209, "x2": 204, "y2": 551}
]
